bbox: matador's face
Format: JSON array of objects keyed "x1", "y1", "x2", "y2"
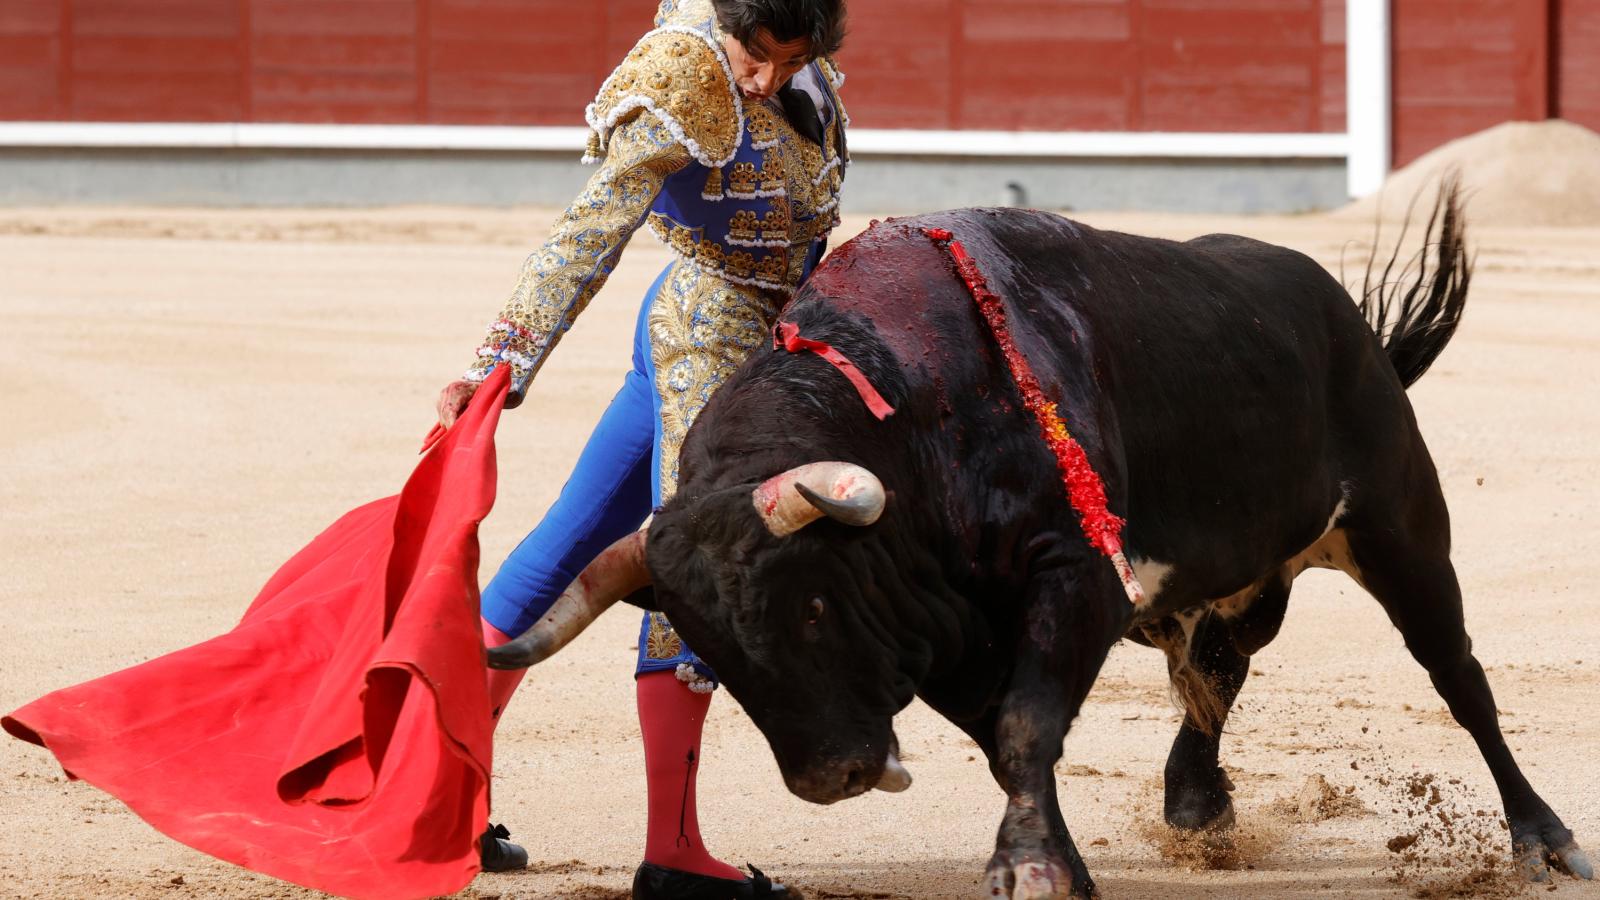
[{"x1": 722, "y1": 28, "x2": 813, "y2": 104}]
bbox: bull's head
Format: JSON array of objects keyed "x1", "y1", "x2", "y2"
[{"x1": 487, "y1": 460, "x2": 919, "y2": 804}]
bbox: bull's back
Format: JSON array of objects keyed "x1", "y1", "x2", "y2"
[
  {"x1": 781, "y1": 209, "x2": 1413, "y2": 600},
  {"x1": 925, "y1": 210, "x2": 1409, "y2": 598}
]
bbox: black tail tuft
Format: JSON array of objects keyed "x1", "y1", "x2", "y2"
[{"x1": 1358, "y1": 172, "x2": 1473, "y2": 388}]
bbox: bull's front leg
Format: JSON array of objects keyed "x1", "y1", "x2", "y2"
[{"x1": 984, "y1": 560, "x2": 1129, "y2": 900}]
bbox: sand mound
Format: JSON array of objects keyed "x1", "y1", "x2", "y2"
[
  {"x1": 1269, "y1": 773, "x2": 1369, "y2": 823},
  {"x1": 1339, "y1": 119, "x2": 1600, "y2": 227}
]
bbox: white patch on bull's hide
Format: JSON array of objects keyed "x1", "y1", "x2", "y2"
[
  {"x1": 1327, "y1": 487, "x2": 1351, "y2": 532},
  {"x1": 1286, "y1": 488, "x2": 1362, "y2": 584},
  {"x1": 1174, "y1": 606, "x2": 1204, "y2": 648},
  {"x1": 1130, "y1": 557, "x2": 1174, "y2": 604},
  {"x1": 1210, "y1": 488, "x2": 1356, "y2": 621},
  {"x1": 1290, "y1": 528, "x2": 1362, "y2": 584},
  {"x1": 1211, "y1": 579, "x2": 1266, "y2": 620}
]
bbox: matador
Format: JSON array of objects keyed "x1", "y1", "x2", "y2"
[{"x1": 435, "y1": 1, "x2": 849, "y2": 897}]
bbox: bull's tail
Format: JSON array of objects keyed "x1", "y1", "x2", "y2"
[{"x1": 1357, "y1": 173, "x2": 1473, "y2": 388}]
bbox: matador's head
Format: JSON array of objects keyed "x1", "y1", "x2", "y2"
[{"x1": 713, "y1": 0, "x2": 848, "y2": 103}]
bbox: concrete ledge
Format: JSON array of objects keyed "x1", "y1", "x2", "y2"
[
  {"x1": 0, "y1": 122, "x2": 1349, "y2": 159},
  {"x1": 0, "y1": 147, "x2": 1347, "y2": 214}
]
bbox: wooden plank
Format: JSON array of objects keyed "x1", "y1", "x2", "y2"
[
  {"x1": 1138, "y1": 0, "x2": 1321, "y2": 131},
  {"x1": 606, "y1": 0, "x2": 658, "y2": 65},
  {"x1": 1392, "y1": 0, "x2": 1552, "y2": 164},
  {"x1": 1556, "y1": 0, "x2": 1600, "y2": 129},
  {"x1": 428, "y1": 72, "x2": 598, "y2": 125},
  {"x1": 0, "y1": 0, "x2": 63, "y2": 32},
  {"x1": 73, "y1": 0, "x2": 241, "y2": 37},
  {"x1": 1142, "y1": 43, "x2": 1318, "y2": 132},
  {"x1": 0, "y1": 33, "x2": 61, "y2": 119},
  {"x1": 958, "y1": 40, "x2": 1137, "y2": 131},
  {"x1": 248, "y1": 0, "x2": 419, "y2": 123},
  {"x1": 1141, "y1": 1, "x2": 1318, "y2": 46},
  {"x1": 0, "y1": 0, "x2": 61, "y2": 119},
  {"x1": 427, "y1": 0, "x2": 604, "y2": 125},
  {"x1": 252, "y1": 0, "x2": 416, "y2": 36},
  {"x1": 252, "y1": 70, "x2": 418, "y2": 122},
  {"x1": 834, "y1": 0, "x2": 953, "y2": 130},
  {"x1": 68, "y1": 0, "x2": 243, "y2": 120},
  {"x1": 955, "y1": 0, "x2": 1136, "y2": 130},
  {"x1": 73, "y1": 35, "x2": 242, "y2": 73},
  {"x1": 69, "y1": 72, "x2": 242, "y2": 120},
  {"x1": 252, "y1": 33, "x2": 414, "y2": 70}
]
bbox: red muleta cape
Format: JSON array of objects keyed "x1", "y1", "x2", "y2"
[{"x1": 3, "y1": 366, "x2": 512, "y2": 900}]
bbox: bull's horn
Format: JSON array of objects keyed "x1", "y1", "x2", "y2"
[
  {"x1": 876, "y1": 751, "x2": 913, "y2": 793},
  {"x1": 751, "y1": 462, "x2": 886, "y2": 537},
  {"x1": 486, "y1": 529, "x2": 649, "y2": 670}
]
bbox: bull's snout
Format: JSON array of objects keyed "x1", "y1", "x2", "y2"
[
  {"x1": 786, "y1": 758, "x2": 875, "y2": 804},
  {"x1": 783, "y1": 749, "x2": 912, "y2": 804}
]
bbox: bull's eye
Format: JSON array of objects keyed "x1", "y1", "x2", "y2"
[{"x1": 806, "y1": 596, "x2": 826, "y2": 625}]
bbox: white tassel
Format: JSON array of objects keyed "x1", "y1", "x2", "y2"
[{"x1": 675, "y1": 663, "x2": 716, "y2": 693}]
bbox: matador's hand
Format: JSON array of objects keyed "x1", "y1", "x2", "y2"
[{"x1": 436, "y1": 380, "x2": 478, "y2": 428}]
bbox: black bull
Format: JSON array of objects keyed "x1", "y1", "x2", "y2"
[{"x1": 492, "y1": 190, "x2": 1591, "y2": 897}]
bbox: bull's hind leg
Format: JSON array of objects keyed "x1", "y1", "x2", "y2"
[
  {"x1": 1160, "y1": 574, "x2": 1290, "y2": 832},
  {"x1": 1159, "y1": 613, "x2": 1252, "y2": 831},
  {"x1": 1346, "y1": 526, "x2": 1593, "y2": 881}
]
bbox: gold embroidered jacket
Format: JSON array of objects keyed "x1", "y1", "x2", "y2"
[{"x1": 465, "y1": 0, "x2": 847, "y2": 497}]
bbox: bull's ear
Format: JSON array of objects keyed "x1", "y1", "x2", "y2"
[{"x1": 620, "y1": 585, "x2": 661, "y2": 612}]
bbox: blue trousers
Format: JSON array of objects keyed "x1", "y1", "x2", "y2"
[{"x1": 480, "y1": 265, "x2": 708, "y2": 681}]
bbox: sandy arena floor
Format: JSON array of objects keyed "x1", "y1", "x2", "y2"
[{"x1": 1, "y1": 204, "x2": 1597, "y2": 899}]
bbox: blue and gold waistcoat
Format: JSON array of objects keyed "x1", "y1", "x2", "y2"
[{"x1": 586, "y1": 1, "x2": 847, "y2": 294}]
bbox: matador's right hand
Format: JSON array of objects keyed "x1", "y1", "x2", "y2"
[
  {"x1": 436, "y1": 377, "x2": 529, "y2": 428},
  {"x1": 436, "y1": 380, "x2": 479, "y2": 429}
]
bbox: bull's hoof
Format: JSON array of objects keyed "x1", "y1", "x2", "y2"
[
  {"x1": 984, "y1": 853, "x2": 1095, "y2": 900},
  {"x1": 1511, "y1": 819, "x2": 1593, "y2": 882},
  {"x1": 1166, "y1": 797, "x2": 1236, "y2": 834},
  {"x1": 1164, "y1": 766, "x2": 1236, "y2": 833}
]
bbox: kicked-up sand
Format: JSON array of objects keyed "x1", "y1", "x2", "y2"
[{"x1": 1, "y1": 203, "x2": 1598, "y2": 899}]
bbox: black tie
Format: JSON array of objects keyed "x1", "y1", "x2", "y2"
[{"x1": 777, "y1": 84, "x2": 825, "y2": 148}]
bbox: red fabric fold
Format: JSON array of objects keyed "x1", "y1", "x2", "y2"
[{"x1": 3, "y1": 365, "x2": 513, "y2": 900}]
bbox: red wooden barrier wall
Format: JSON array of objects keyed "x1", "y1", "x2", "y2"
[
  {"x1": 1555, "y1": 0, "x2": 1600, "y2": 129},
  {"x1": 1392, "y1": 0, "x2": 1600, "y2": 166},
  {"x1": 0, "y1": 0, "x2": 1345, "y2": 133},
  {"x1": 3, "y1": 0, "x2": 1596, "y2": 167},
  {"x1": 840, "y1": 0, "x2": 1345, "y2": 133}
]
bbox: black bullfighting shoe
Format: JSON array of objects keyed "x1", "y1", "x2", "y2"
[
  {"x1": 632, "y1": 861, "x2": 789, "y2": 899},
  {"x1": 478, "y1": 822, "x2": 529, "y2": 872}
]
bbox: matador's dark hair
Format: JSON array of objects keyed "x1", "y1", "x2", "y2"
[{"x1": 711, "y1": 0, "x2": 848, "y2": 58}]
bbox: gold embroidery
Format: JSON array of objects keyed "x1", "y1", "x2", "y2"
[
  {"x1": 725, "y1": 250, "x2": 755, "y2": 279},
  {"x1": 467, "y1": 111, "x2": 691, "y2": 390},
  {"x1": 648, "y1": 261, "x2": 784, "y2": 497},
  {"x1": 703, "y1": 165, "x2": 723, "y2": 199},
  {"x1": 754, "y1": 254, "x2": 785, "y2": 285},
  {"x1": 728, "y1": 210, "x2": 760, "y2": 243},
  {"x1": 586, "y1": 24, "x2": 740, "y2": 168},
  {"x1": 760, "y1": 209, "x2": 788, "y2": 241},
  {"x1": 696, "y1": 239, "x2": 725, "y2": 267},
  {"x1": 758, "y1": 157, "x2": 784, "y2": 195},
  {"x1": 663, "y1": 222, "x2": 694, "y2": 259},
  {"x1": 645, "y1": 612, "x2": 683, "y2": 659},
  {"x1": 726, "y1": 162, "x2": 759, "y2": 197},
  {"x1": 746, "y1": 104, "x2": 781, "y2": 148}
]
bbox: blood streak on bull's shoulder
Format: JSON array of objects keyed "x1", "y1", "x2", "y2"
[{"x1": 921, "y1": 226, "x2": 1147, "y2": 608}]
